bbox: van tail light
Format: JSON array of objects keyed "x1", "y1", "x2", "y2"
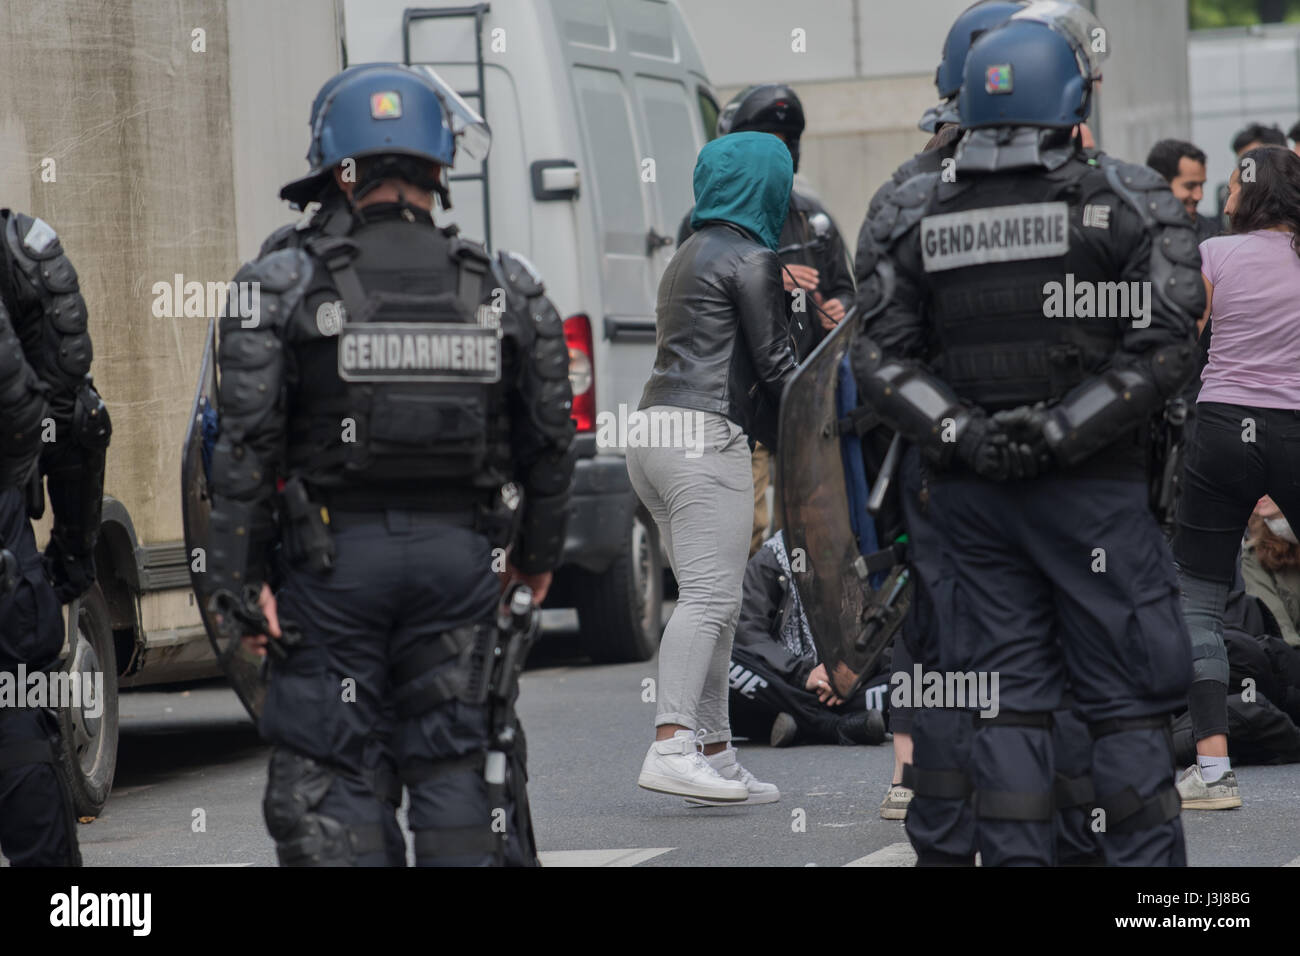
[{"x1": 564, "y1": 314, "x2": 596, "y2": 433}]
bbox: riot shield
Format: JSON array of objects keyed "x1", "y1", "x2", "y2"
[
  {"x1": 181, "y1": 319, "x2": 266, "y2": 720},
  {"x1": 777, "y1": 314, "x2": 911, "y2": 699}
]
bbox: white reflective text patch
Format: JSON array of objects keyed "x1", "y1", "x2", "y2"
[
  {"x1": 921, "y1": 202, "x2": 1069, "y2": 273},
  {"x1": 338, "y1": 323, "x2": 500, "y2": 383}
]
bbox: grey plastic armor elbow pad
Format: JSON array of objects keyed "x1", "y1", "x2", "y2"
[
  {"x1": 515, "y1": 492, "x2": 570, "y2": 575},
  {"x1": 854, "y1": 338, "x2": 977, "y2": 465},
  {"x1": 1042, "y1": 366, "x2": 1160, "y2": 468}
]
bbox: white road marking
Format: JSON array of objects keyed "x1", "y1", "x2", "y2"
[
  {"x1": 1284, "y1": 855, "x2": 1300, "y2": 867},
  {"x1": 843, "y1": 842, "x2": 917, "y2": 867},
  {"x1": 539, "y1": 848, "x2": 674, "y2": 867},
  {"x1": 167, "y1": 862, "x2": 255, "y2": 867}
]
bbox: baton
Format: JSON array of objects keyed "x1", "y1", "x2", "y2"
[{"x1": 867, "y1": 433, "x2": 903, "y2": 516}]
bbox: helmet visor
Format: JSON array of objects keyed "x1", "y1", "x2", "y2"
[
  {"x1": 1013, "y1": 1, "x2": 1108, "y2": 79},
  {"x1": 413, "y1": 65, "x2": 492, "y2": 162}
]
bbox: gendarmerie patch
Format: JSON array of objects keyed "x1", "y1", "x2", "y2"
[
  {"x1": 337, "y1": 323, "x2": 501, "y2": 383},
  {"x1": 921, "y1": 201, "x2": 1069, "y2": 273}
]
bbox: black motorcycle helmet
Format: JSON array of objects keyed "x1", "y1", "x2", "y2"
[{"x1": 717, "y1": 83, "x2": 805, "y2": 172}]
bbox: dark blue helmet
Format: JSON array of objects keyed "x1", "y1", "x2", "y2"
[
  {"x1": 921, "y1": 1, "x2": 1027, "y2": 132},
  {"x1": 958, "y1": 18, "x2": 1093, "y2": 130},
  {"x1": 936, "y1": 1, "x2": 1029, "y2": 101},
  {"x1": 281, "y1": 63, "x2": 489, "y2": 209}
]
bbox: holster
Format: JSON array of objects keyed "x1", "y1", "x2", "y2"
[{"x1": 280, "y1": 477, "x2": 336, "y2": 573}]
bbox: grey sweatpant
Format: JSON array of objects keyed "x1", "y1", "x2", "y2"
[{"x1": 626, "y1": 406, "x2": 753, "y2": 745}]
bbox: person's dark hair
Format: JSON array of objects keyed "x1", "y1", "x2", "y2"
[
  {"x1": 1289, "y1": 120, "x2": 1300, "y2": 144},
  {"x1": 353, "y1": 155, "x2": 441, "y2": 197},
  {"x1": 1231, "y1": 122, "x2": 1286, "y2": 154},
  {"x1": 1247, "y1": 514, "x2": 1300, "y2": 573},
  {"x1": 1145, "y1": 139, "x2": 1206, "y2": 181},
  {"x1": 924, "y1": 123, "x2": 963, "y2": 153},
  {"x1": 1229, "y1": 146, "x2": 1300, "y2": 260}
]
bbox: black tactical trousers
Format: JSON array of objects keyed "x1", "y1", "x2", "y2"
[
  {"x1": 897, "y1": 451, "x2": 1100, "y2": 864},
  {"x1": 917, "y1": 477, "x2": 1190, "y2": 867},
  {"x1": 0, "y1": 488, "x2": 82, "y2": 866},
  {"x1": 260, "y1": 511, "x2": 536, "y2": 867}
]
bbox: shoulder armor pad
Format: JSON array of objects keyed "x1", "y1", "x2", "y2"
[
  {"x1": 1102, "y1": 159, "x2": 1190, "y2": 229},
  {"x1": 5, "y1": 212, "x2": 80, "y2": 298},
  {"x1": 6, "y1": 212, "x2": 62, "y2": 261},
  {"x1": 496, "y1": 250, "x2": 546, "y2": 299},
  {"x1": 229, "y1": 248, "x2": 312, "y2": 330},
  {"x1": 869, "y1": 170, "x2": 939, "y2": 246},
  {"x1": 237, "y1": 247, "x2": 312, "y2": 295},
  {"x1": 1102, "y1": 160, "x2": 1205, "y2": 318},
  {"x1": 257, "y1": 222, "x2": 300, "y2": 258}
]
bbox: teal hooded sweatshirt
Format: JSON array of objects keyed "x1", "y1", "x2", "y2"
[{"x1": 689, "y1": 131, "x2": 793, "y2": 252}]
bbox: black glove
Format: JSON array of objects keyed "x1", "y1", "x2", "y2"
[
  {"x1": 954, "y1": 414, "x2": 1013, "y2": 481},
  {"x1": 43, "y1": 534, "x2": 95, "y2": 604},
  {"x1": 991, "y1": 404, "x2": 1057, "y2": 480}
]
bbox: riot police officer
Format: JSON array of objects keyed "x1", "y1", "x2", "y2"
[
  {"x1": 852, "y1": 14, "x2": 1202, "y2": 866},
  {"x1": 860, "y1": 1, "x2": 1103, "y2": 863},
  {"x1": 0, "y1": 210, "x2": 111, "y2": 866},
  {"x1": 203, "y1": 64, "x2": 574, "y2": 866}
]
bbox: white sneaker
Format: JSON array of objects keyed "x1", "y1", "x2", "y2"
[
  {"x1": 638, "y1": 731, "x2": 749, "y2": 802},
  {"x1": 684, "y1": 746, "x2": 781, "y2": 806},
  {"x1": 1176, "y1": 764, "x2": 1242, "y2": 810}
]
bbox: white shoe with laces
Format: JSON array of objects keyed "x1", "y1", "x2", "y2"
[
  {"x1": 684, "y1": 745, "x2": 781, "y2": 806},
  {"x1": 638, "y1": 730, "x2": 749, "y2": 801}
]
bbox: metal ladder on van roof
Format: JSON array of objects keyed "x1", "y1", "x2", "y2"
[{"x1": 402, "y1": 3, "x2": 493, "y2": 250}]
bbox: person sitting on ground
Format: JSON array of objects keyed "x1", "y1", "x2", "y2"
[
  {"x1": 726, "y1": 531, "x2": 889, "y2": 749},
  {"x1": 1242, "y1": 496, "x2": 1300, "y2": 648}
]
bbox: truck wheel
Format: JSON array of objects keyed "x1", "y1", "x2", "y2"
[
  {"x1": 576, "y1": 509, "x2": 664, "y2": 663},
  {"x1": 57, "y1": 585, "x2": 119, "y2": 818}
]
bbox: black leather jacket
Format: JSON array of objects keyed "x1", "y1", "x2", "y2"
[{"x1": 639, "y1": 221, "x2": 798, "y2": 446}]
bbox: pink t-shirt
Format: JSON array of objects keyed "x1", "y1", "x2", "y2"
[{"x1": 1199, "y1": 231, "x2": 1300, "y2": 409}]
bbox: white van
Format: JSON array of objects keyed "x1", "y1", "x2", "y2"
[{"x1": 343, "y1": 0, "x2": 719, "y2": 661}]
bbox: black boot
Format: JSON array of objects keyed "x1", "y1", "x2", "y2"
[{"x1": 836, "y1": 709, "x2": 887, "y2": 746}]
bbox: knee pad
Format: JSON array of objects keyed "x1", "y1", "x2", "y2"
[
  {"x1": 969, "y1": 712, "x2": 1056, "y2": 824},
  {"x1": 0, "y1": 708, "x2": 82, "y2": 866},
  {"x1": 402, "y1": 751, "x2": 501, "y2": 866},
  {"x1": 263, "y1": 749, "x2": 388, "y2": 866},
  {"x1": 1088, "y1": 716, "x2": 1182, "y2": 838}
]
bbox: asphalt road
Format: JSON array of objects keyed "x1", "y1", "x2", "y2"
[{"x1": 31, "y1": 620, "x2": 1300, "y2": 868}]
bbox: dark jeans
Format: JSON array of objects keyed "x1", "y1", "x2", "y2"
[
  {"x1": 1172, "y1": 402, "x2": 1300, "y2": 736},
  {"x1": 1173, "y1": 401, "x2": 1300, "y2": 582}
]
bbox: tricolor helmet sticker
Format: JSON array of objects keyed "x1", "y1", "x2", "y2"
[
  {"x1": 985, "y1": 65, "x2": 1013, "y2": 95},
  {"x1": 370, "y1": 91, "x2": 403, "y2": 119}
]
